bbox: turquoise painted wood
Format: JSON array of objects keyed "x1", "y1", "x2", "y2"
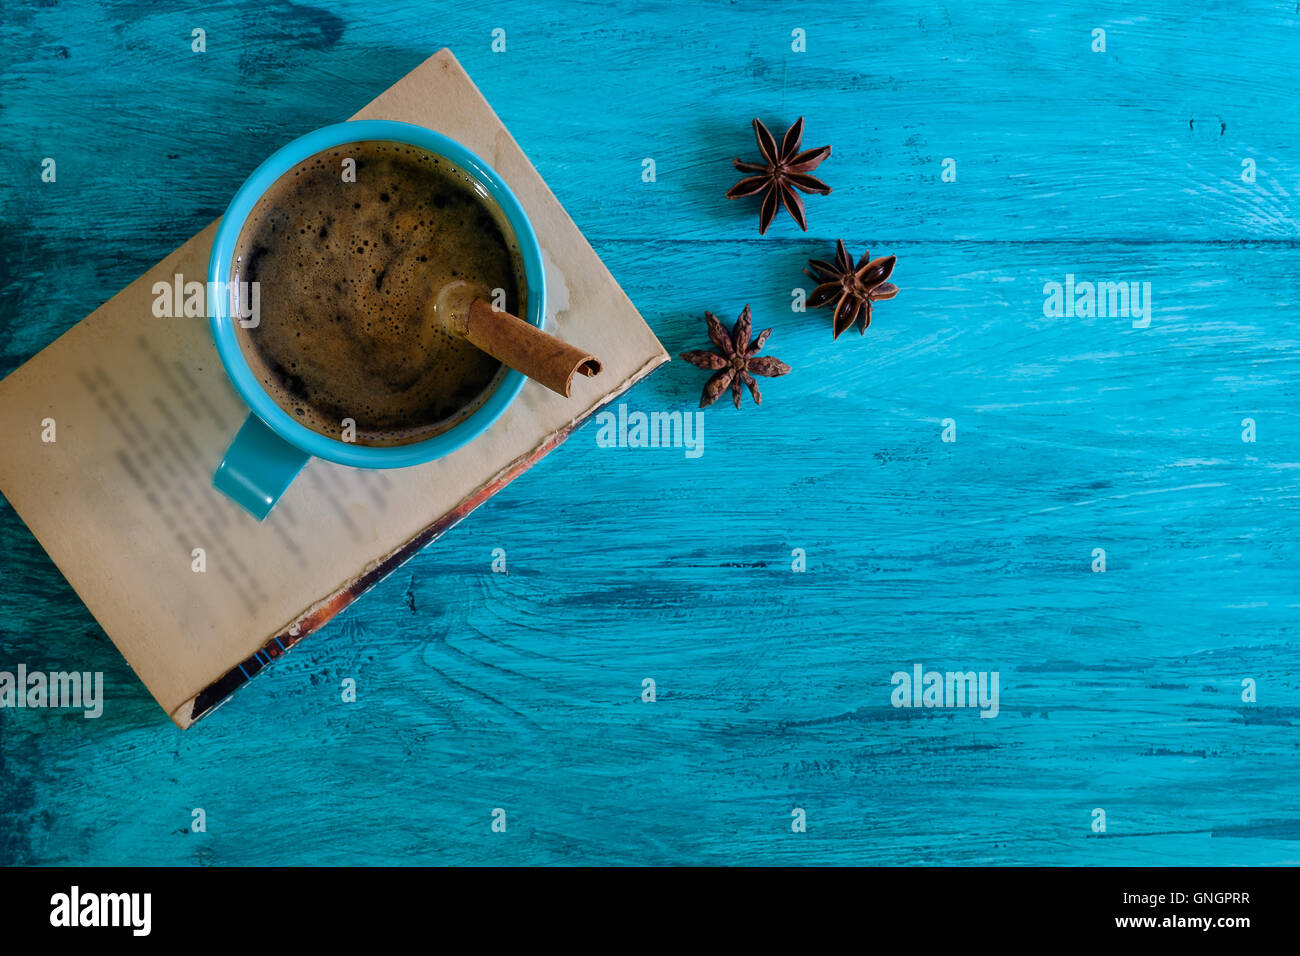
[{"x1": 2, "y1": 1, "x2": 1298, "y2": 866}]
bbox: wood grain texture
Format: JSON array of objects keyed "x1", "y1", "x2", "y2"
[{"x1": 1, "y1": 0, "x2": 1297, "y2": 866}]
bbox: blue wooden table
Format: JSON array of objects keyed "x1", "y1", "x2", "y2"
[{"x1": 2, "y1": 1, "x2": 1297, "y2": 866}]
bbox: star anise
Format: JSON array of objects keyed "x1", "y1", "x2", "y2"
[
  {"x1": 680, "y1": 306, "x2": 791, "y2": 408},
  {"x1": 725, "y1": 117, "x2": 831, "y2": 235},
  {"x1": 804, "y1": 240, "x2": 899, "y2": 338}
]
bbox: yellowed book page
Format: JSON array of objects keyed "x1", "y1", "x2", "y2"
[{"x1": 0, "y1": 49, "x2": 668, "y2": 726}]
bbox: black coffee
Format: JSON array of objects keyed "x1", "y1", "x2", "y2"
[{"x1": 232, "y1": 139, "x2": 526, "y2": 445}]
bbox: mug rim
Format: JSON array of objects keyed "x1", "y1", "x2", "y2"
[{"x1": 207, "y1": 119, "x2": 545, "y2": 468}]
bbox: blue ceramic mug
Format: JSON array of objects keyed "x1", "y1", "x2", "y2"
[{"x1": 207, "y1": 120, "x2": 545, "y2": 519}]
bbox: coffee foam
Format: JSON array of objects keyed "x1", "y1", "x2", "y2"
[{"x1": 232, "y1": 140, "x2": 526, "y2": 446}]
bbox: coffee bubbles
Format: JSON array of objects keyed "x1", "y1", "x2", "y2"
[{"x1": 231, "y1": 140, "x2": 526, "y2": 446}]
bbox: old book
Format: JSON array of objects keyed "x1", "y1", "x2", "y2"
[{"x1": 0, "y1": 49, "x2": 667, "y2": 727}]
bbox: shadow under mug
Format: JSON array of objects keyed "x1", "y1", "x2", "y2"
[{"x1": 207, "y1": 120, "x2": 546, "y2": 520}]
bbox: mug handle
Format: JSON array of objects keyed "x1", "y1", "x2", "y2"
[{"x1": 213, "y1": 414, "x2": 310, "y2": 520}]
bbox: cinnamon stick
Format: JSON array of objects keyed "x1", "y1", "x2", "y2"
[{"x1": 459, "y1": 297, "x2": 602, "y2": 398}]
